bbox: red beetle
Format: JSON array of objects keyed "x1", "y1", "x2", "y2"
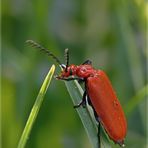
[{"x1": 27, "y1": 40, "x2": 127, "y2": 147}]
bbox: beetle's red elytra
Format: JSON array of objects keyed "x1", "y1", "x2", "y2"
[{"x1": 27, "y1": 40, "x2": 127, "y2": 147}]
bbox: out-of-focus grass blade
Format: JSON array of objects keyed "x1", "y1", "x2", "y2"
[
  {"x1": 18, "y1": 65, "x2": 55, "y2": 148},
  {"x1": 65, "y1": 80, "x2": 100, "y2": 148},
  {"x1": 124, "y1": 84, "x2": 148, "y2": 116}
]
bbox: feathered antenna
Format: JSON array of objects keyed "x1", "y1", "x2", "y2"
[
  {"x1": 26, "y1": 40, "x2": 62, "y2": 67},
  {"x1": 64, "y1": 48, "x2": 69, "y2": 72}
]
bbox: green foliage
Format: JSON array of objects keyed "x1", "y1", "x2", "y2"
[
  {"x1": 18, "y1": 65, "x2": 55, "y2": 148},
  {"x1": 2, "y1": 0, "x2": 146, "y2": 148}
]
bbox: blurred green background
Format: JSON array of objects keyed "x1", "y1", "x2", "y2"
[{"x1": 2, "y1": 0, "x2": 147, "y2": 148}]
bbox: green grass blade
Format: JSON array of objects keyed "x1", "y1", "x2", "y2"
[
  {"x1": 65, "y1": 80, "x2": 100, "y2": 148},
  {"x1": 124, "y1": 84, "x2": 148, "y2": 116},
  {"x1": 18, "y1": 65, "x2": 55, "y2": 148}
]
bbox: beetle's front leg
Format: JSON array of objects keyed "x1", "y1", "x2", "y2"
[
  {"x1": 56, "y1": 76, "x2": 84, "y2": 81},
  {"x1": 74, "y1": 91, "x2": 87, "y2": 108}
]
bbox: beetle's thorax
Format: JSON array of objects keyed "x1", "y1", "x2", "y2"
[
  {"x1": 59, "y1": 64, "x2": 97, "y2": 78},
  {"x1": 75, "y1": 65, "x2": 97, "y2": 78}
]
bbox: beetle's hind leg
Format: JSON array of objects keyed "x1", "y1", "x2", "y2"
[
  {"x1": 87, "y1": 95, "x2": 100, "y2": 122},
  {"x1": 87, "y1": 95, "x2": 101, "y2": 147},
  {"x1": 75, "y1": 91, "x2": 101, "y2": 147},
  {"x1": 92, "y1": 108, "x2": 101, "y2": 147},
  {"x1": 74, "y1": 91, "x2": 87, "y2": 108},
  {"x1": 98, "y1": 122, "x2": 101, "y2": 148}
]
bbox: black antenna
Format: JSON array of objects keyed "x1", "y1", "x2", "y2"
[
  {"x1": 26, "y1": 40, "x2": 62, "y2": 66},
  {"x1": 64, "y1": 48, "x2": 69, "y2": 72}
]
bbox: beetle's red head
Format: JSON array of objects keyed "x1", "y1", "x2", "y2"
[{"x1": 56, "y1": 64, "x2": 77, "y2": 79}]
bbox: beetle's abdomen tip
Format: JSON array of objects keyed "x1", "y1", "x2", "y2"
[
  {"x1": 116, "y1": 140, "x2": 125, "y2": 147},
  {"x1": 120, "y1": 143, "x2": 125, "y2": 147},
  {"x1": 122, "y1": 144, "x2": 125, "y2": 147}
]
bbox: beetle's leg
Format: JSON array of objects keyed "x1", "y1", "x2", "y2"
[
  {"x1": 93, "y1": 109, "x2": 100, "y2": 123},
  {"x1": 87, "y1": 95, "x2": 101, "y2": 122},
  {"x1": 74, "y1": 91, "x2": 87, "y2": 108},
  {"x1": 87, "y1": 95, "x2": 101, "y2": 147},
  {"x1": 57, "y1": 77, "x2": 83, "y2": 81},
  {"x1": 98, "y1": 122, "x2": 101, "y2": 148}
]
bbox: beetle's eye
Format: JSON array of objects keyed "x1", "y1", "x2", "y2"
[{"x1": 70, "y1": 69, "x2": 73, "y2": 75}]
